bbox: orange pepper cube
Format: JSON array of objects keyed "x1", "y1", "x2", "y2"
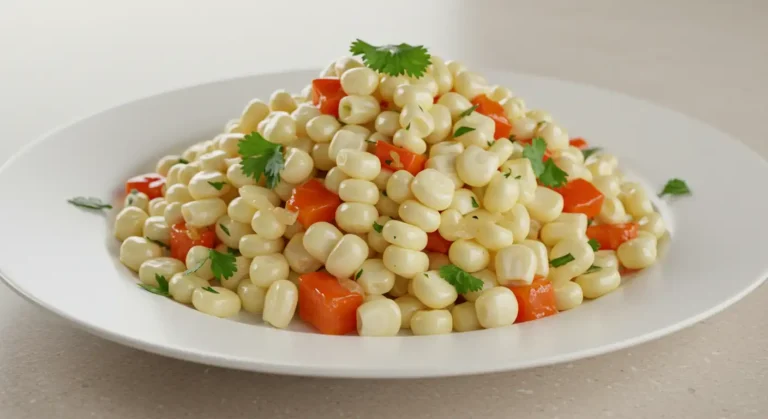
[
  {"x1": 508, "y1": 276, "x2": 558, "y2": 323},
  {"x1": 298, "y1": 272, "x2": 364, "y2": 335},
  {"x1": 554, "y1": 178, "x2": 605, "y2": 218},
  {"x1": 286, "y1": 179, "x2": 342, "y2": 228}
]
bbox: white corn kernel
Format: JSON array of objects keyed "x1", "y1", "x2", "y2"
[
  {"x1": 426, "y1": 154, "x2": 463, "y2": 189},
  {"x1": 598, "y1": 197, "x2": 632, "y2": 224},
  {"x1": 237, "y1": 281, "x2": 267, "y2": 314},
  {"x1": 592, "y1": 175, "x2": 621, "y2": 198},
  {"x1": 114, "y1": 207, "x2": 148, "y2": 241},
  {"x1": 394, "y1": 295, "x2": 425, "y2": 329},
  {"x1": 617, "y1": 236, "x2": 657, "y2": 269},
  {"x1": 235, "y1": 99, "x2": 270, "y2": 134},
  {"x1": 425, "y1": 104, "x2": 452, "y2": 144},
  {"x1": 306, "y1": 115, "x2": 342, "y2": 143},
  {"x1": 437, "y1": 92, "x2": 473, "y2": 122},
  {"x1": 124, "y1": 190, "x2": 149, "y2": 213},
  {"x1": 338, "y1": 179, "x2": 379, "y2": 205},
  {"x1": 163, "y1": 202, "x2": 183, "y2": 226},
  {"x1": 249, "y1": 253, "x2": 290, "y2": 287},
  {"x1": 535, "y1": 121, "x2": 569, "y2": 151},
  {"x1": 374, "y1": 111, "x2": 402, "y2": 137},
  {"x1": 452, "y1": 113, "x2": 495, "y2": 149},
  {"x1": 576, "y1": 268, "x2": 621, "y2": 299},
  {"x1": 411, "y1": 168, "x2": 455, "y2": 211},
  {"x1": 484, "y1": 172, "x2": 520, "y2": 213},
  {"x1": 497, "y1": 204, "x2": 530, "y2": 243},
  {"x1": 138, "y1": 257, "x2": 185, "y2": 286},
  {"x1": 398, "y1": 200, "x2": 441, "y2": 232},
  {"x1": 509, "y1": 117, "x2": 538, "y2": 140},
  {"x1": 448, "y1": 239, "x2": 490, "y2": 273},
  {"x1": 399, "y1": 103, "x2": 435, "y2": 138},
  {"x1": 454, "y1": 71, "x2": 488, "y2": 100},
  {"x1": 386, "y1": 170, "x2": 415, "y2": 204},
  {"x1": 291, "y1": 104, "x2": 321, "y2": 137},
  {"x1": 410, "y1": 310, "x2": 453, "y2": 335},
  {"x1": 393, "y1": 84, "x2": 434, "y2": 111},
  {"x1": 620, "y1": 182, "x2": 655, "y2": 218},
  {"x1": 165, "y1": 184, "x2": 194, "y2": 203},
  {"x1": 227, "y1": 197, "x2": 257, "y2": 224},
  {"x1": 540, "y1": 212, "x2": 588, "y2": 247},
  {"x1": 338, "y1": 95, "x2": 380, "y2": 125},
  {"x1": 239, "y1": 234, "x2": 285, "y2": 258},
  {"x1": 356, "y1": 299, "x2": 402, "y2": 336},
  {"x1": 326, "y1": 234, "x2": 369, "y2": 279},
  {"x1": 393, "y1": 128, "x2": 427, "y2": 154},
  {"x1": 548, "y1": 238, "x2": 596, "y2": 285},
  {"x1": 192, "y1": 287, "x2": 241, "y2": 318},
  {"x1": 120, "y1": 237, "x2": 162, "y2": 272},
  {"x1": 554, "y1": 281, "x2": 583, "y2": 311},
  {"x1": 263, "y1": 279, "x2": 298, "y2": 329},
  {"x1": 494, "y1": 244, "x2": 537, "y2": 286},
  {"x1": 188, "y1": 171, "x2": 230, "y2": 200},
  {"x1": 366, "y1": 216, "x2": 391, "y2": 254},
  {"x1": 474, "y1": 222, "x2": 515, "y2": 251},
  {"x1": 456, "y1": 145, "x2": 499, "y2": 187},
  {"x1": 355, "y1": 259, "x2": 395, "y2": 295},
  {"x1": 143, "y1": 216, "x2": 170, "y2": 245},
  {"x1": 262, "y1": 111, "x2": 298, "y2": 145},
  {"x1": 383, "y1": 245, "x2": 429, "y2": 279},
  {"x1": 474, "y1": 287, "x2": 518, "y2": 328},
  {"x1": 280, "y1": 148, "x2": 314, "y2": 184},
  {"x1": 524, "y1": 186, "x2": 564, "y2": 223},
  {"x1": 428, "y1": 252, "x2": 451, "y2": 271},
  {"x1": 638, "y1": 212, "x2": 667, "y2": 239},
  {"x1": 375, "y1": 195, "x2": 400, "y2": 218},
  {"x1": 389, "y1": 275, "x2": 410, "y2": 298},
  {"x1": 501, "y1": 158, "x2": 536, "y2": 203},
  {"x1": 283, "y1": 232, "x2": 323, "y2": 274},
  {"x1": 341, "y1": 67, "x2": 379, "y2": 95},
  {"x1": 449, "y1": 189, "x2": 480, "y2": 215},
  {"x1": 411, "y1": 270, "x2": 458, "y2": 309},
  {"x1": 250, "y1": 209, "x2": 286, "y2": 240},
  {"x1": 336, "y1": 149, "x2": 381, "y2": 181},
  {"x1": 499, "y1": 96, "x2": 527, "y2": 121},
  {"x1": 382, "y1": 220, "x2": 428, "y2": 251},
  {"x1": 452, "y1": 302, "x2": 481, "y2": 332},
  {"x1": 168, "y1": 273, "x2": 208, "y2": 304}
]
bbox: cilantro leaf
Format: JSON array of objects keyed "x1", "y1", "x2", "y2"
[
  {"x1": 515, "y1": 175, "x2": 522, "y2": 179},
  {"x1": 201, "y1": 286, "x2": 219, "y2": 294},
  {"x1": 178, "y1": 158, "x2": 189, "y2": 164},
  {"x1": 439, "y1": 264, "x2": 484, "y2": 294},
  {"x1": 67, "y1": 197, "x2": 112, "y2": 210},
  {"x1": 522, "y1": 137, "x2": 547, "y2": 176},
  {"x1": 471, "y1": 197, "x2": 479, "y2": 208},
  {"x1": 208, "y1": 181, "x2": 226, "y2": 191},
  {"x1": 453, "y1": 126, "x2": 476, "y2": 138},
  {"x1": 349, "y1": 39, "x2": 431, "y2": 78},
  {"x1": 523, "y1": 137, "x2": 568, "y2": 188},
  {"x1": 209, "y1": 249, "x2": 237, "y2": 280},
  {"x1": 588, "y1": 238, "x2": 600, "y2": 252},
  {"x1": 550, "y1": 253, "x2": 575, "y2": 267},
  {"x1": 508, "y1": 134, "x2": 516, "y2": 142},
  {"x1": 219, "y1": 223, "x2": 231, "y2": 236},
  {"x1": 138, "y1": 274, "x2": 170, "y2": 296},
  {"x1": 227, "y1": 247, "x2": 241, "y2": 256},
  {"x1": 458, "y1": 104, "x2": 479, "y2": 118},
  {"x1": 372, "y1": 222, "x2": 384, "y2": 233},
  {"x1": 538, "y1": 160, "x2": 569, "y2": 188},
  {"x1": 584, "y1": 265, "x2": 602, "y2": 274},
  {"x1": 659, "y1": 178, "x2": 691, "y2": 197},
  {"x1": 581, "y1": 148, "x2": 601, "y2": 160},
  {"x1": 355, "y1": 270, "x2": 363, "y2": 280},
  {"x1": 238, "y1": 132, "x2": 285, "y2": 189},
  {"x1": 146, "y1": 237, "x2": 170, "y2": 249}
]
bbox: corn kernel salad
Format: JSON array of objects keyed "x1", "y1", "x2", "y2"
[{"x1": 70, "y1": 40, "x2": 691, "y2": 336}]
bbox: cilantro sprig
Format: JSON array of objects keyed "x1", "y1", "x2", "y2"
[
  {"x1": 372, "y1": 221, "x2": 384, "y2": 233},
  {"x1": 458, "y1": 104, "x2": 479, "y2": 118},
  {"x1": 208, "y1": 181, "x2": 227, "y2": 191},
  {"x1": 522, "y1": 137, "x2": 568, "y2": 188},
  {"x1": 584, "y1": 265, "x2": 602, "y2": 274},
  {"x1": 184, "y1": 248, "x2": 237, "y2": 280},
  {"x1": 139, "y1": 274, "x2": 170, "y2": 296},
  {"x1": 659, "y1": 178, "x2": 691, "y2": 197},
  {"x1": 582, "y1": 147, "x2": 601, "y2": 160},
  {"x1": 588, "y1": 238, "x2": 600, "y2": 252},
  {"x1": 453, "y1": 126, "x2": 476, "y2": 138},
  {"x1": 439, "y1": 264, "x2": 484, "y2": 294},
  {"x1": 67, "y1": 197, "x2": 112, "y2": 211},
  {"x1": 350, "y1": 39, "x2": 431, "y2": 78},
  {"x1": 238, "y1": 132, "x2": 284, "y2": 189}
]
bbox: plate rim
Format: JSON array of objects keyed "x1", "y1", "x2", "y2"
[{"x1": 1, "y1": 68, "x2": 767, "y2": 378}]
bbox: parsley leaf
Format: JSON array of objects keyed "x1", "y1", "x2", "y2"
[
  {"x1": 584, "y1": 265, "x2": 602, "y2": 274},
  {"x1": 208, "y1": 181, "x2": 226, "y2": 191},
  {"x1": 538, "y1": 160, "x2": 569, "y2": 188},
  {"x1": 201, "y1": 286, "x2": 219, "y2": 294},
  {"x1": 355, "y1": 270, "x2": 363, "y2": 280},
  {"x1": 588, "y1": 238, "x2": 600, "y2": 252},
  {"x1": 458, "y1": 104, "x2": 479, "y2": 118},
  {"x1": 471, "y1": 197, "x2": 479, "y2": 208},
  {"x1": 550, "y1": 253, "x2": 575, "y2": 267},
  {"x1": 146, "y1": 237, "x2": 170, "y2": 249},
  {"x1": 522, "y1": 137, "x2": 547, "y2": 176},
  {"x1": 581, "y1": 148, "x2": 601, "y2": 160},
  {"x1": 178, "y1": 158, "x2": 189, "y2": 164},
  {"x1": 372, "y1": 221, "x2": 384, "y2": 233},
  {"x1": 219, "y1": 223, "x2": 231, "y2": 236},
  {"x1": 209, "y1": 249, "x2": 237, "y2": 280},
  {"x1": 523, "y1": 137, "x2": 568, "y2": 188},
  {"x1": 239, "y1": 132, "x2": 284, "y2": 189},
  {"x1": 439, "y1": 264, "x2": 484, "y2": 294},
  {"x1": 659, "y1": 178, "x2": 691, "y2": 197},
  {"x1": 138, "y1": 274, "x2": 170, "y2": 296},
  {"x1": 349, "y1": 39, "x2": 431, "y2": 78},
  {"x1": 67, "y1": 197, "x2": 112, "y2": 210},
  {"x1": 453, "y1": 126, "x2": 476, "y2": 138}
]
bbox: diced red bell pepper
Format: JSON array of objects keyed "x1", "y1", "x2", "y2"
[
  {"x1": 298, "y1": 271, "x2": 364, "y2": 335},
  {"x1": 586, "y1": 223, "x2": 639, "y2": 251},
  {"x1": 374, "y1": 141, "x2": 426, "y2": 176},
  {"x1": 311, "y1": 78, "x2": 346, "y2": 117},
  {"x1": 553, "y1": 178, "x2": 605, "y2": 218},
  {"x1": 169, "y1": 223, "x2": 216, "y2": 261},
  {"x1": 125, "y1": 173, "x2": 165, "y2": 200},
  {"x1": 285, "y1": 179, "x2": 342, "y2": 228},
  {"x1": 471, "y1": 94, "x2": 513, "y2": 139},
  {"x1": 508, "y1": 276, "x2": 558, "y2": 323},
  {"x1": 569, "y1": 137, "x2": 588, "y2": 150},
  {"x1": 425, "y1": 231, "x2": 452, "y2": 254}
]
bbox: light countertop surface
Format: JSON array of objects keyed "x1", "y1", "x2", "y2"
[{"x1": 1, "y1": 1, "x2": 766, "y2": 418}]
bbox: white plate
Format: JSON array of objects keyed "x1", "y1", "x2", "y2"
[{"x1": 1, "y1": 70, "x2": 766, "y2": 378}]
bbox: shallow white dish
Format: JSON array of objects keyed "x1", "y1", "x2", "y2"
[{"x1": 1, "y1": 70, "x2": 766, "y2": 378}]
